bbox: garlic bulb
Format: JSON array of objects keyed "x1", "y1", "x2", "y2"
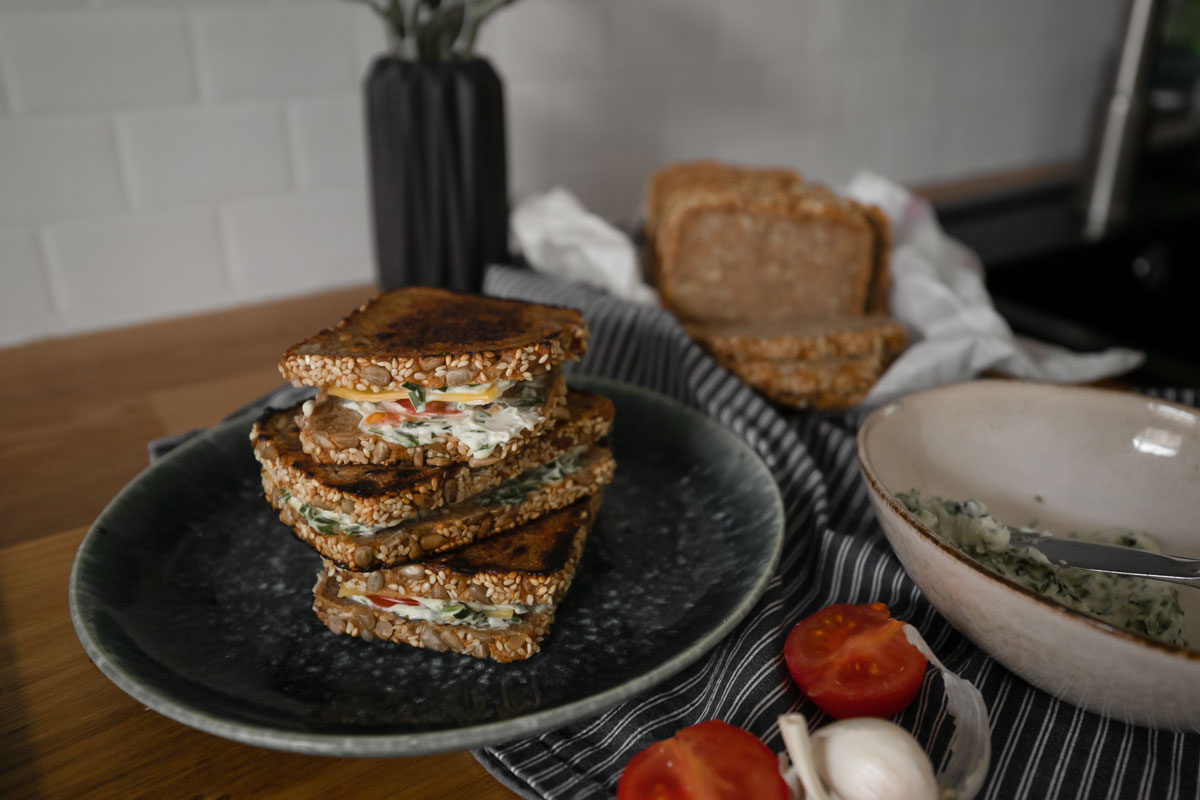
[{"x1": 779, "y1": 714, "x2": 937, "y2": 800}]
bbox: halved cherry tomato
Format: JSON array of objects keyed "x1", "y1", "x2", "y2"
[
  {"x1": 366, "y1": 595, "x2": 419, "y2": 608},
  {"x1": 784, "y1": 602, "x2": 927, "y2": 720},
  {"x1": 616, "y1": 720, "x2": 788, "y2": 800}
]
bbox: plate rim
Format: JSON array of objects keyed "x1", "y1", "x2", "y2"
[{"x1": 69, "y1": 374, "x2": 785, "y2": 756}]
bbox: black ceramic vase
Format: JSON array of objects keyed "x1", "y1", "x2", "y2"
[{"x1": 365, "y1": 57, "x2": 509, "y2": 293}]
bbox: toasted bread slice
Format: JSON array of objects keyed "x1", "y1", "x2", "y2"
[
  {"x1": 312, "y1": 494, "x2": 601, "y2": 662},
  {"x1": 279, "y1": 288, "x2": 588, "y2": 392},
  {"x1": 685, "y1": 314, "x2": 906, "y2": 363},
  {"x1": 296, "y1": 372, "x2": 568, "y2": 467},
  {"x1": 251, "y1": 388, "x2": 614, "y2": 531},
  {"x1": 265, "y1": 444, "x2": 615, "y2": 570}
]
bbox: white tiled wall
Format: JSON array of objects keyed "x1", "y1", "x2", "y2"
[{"x1": 0, "y1": 0, "x2": 1126, "y2": 346}]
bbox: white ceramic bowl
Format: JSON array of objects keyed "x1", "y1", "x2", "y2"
[{"x1": 857, "y1": 379, "x2": 1200, "y2": 730}]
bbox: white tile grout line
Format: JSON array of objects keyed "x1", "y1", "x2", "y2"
[
  {"x1": 281, "y1": 100, "x2": 303, "y2": 192},
  {"x1": 0, "y1": 14, "x2": 24, "y2": 118},
  {"x1": 36, "y1": 225, "x2": 69, "y2": 321},
  {"x1": 215, "y1": 204, "x2": 241, "y2": 292},
  {"x1": 110, "y1": 116, "x2": 140, "y2": 212},
  {"x1": 183, "y1": 10, "x2": 210, "y2": 105}
]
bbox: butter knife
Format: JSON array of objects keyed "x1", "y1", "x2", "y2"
[{"x1": 1007, "y1": 527, "x2": 1200, "y2": 588}]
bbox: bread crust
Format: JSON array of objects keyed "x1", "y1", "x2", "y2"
[{"x1": 279, "y1": 287, "x2": 588, "y2": 392}]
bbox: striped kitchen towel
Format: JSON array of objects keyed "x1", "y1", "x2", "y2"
[{"x1": 474, "y1": 265, "x2": 1200, "y2": 800}]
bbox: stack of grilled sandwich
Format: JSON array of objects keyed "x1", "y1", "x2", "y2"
[{"x1": 250, "y1": 287, "x2": 615, "y2": 662}]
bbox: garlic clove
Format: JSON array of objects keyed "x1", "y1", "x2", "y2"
[{"x1": 811, "y1": 718, "x2": 938, "y2": 800}]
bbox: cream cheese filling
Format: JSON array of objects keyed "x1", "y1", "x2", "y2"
[
  {"x1": 344, "y1": 593, "x2": 548, "y2": 629},
  {"x1": 274, "y1": 448, "x2": 588, "y2": 537},
  {"x1": 343, "y1": 375, "x2": 551, "y2": 457},
  {"x1": 277, "y1": 486, "x2": 384, "y2": 536}
]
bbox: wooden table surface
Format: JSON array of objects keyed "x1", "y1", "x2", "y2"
[{"x1": 0, "y1": 286, "x2": 525, "y2": 799}]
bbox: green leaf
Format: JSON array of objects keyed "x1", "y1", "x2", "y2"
[
  {"x1": 407, "y1": 385, "x2": 427, "y2": 411},
  {"x1": 416, "y1": 2, "x2": 464, "y2": 61}
]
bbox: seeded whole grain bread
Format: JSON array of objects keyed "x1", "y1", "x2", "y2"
[
  {"x1": 648, "y1": 161, "x2": 891, "y2": 322},
  {"x1": 684, "y1": 314, "x2": 906, "y2": 363},
  {"x1": 297, "y1": 372, "x2": 568, "y2": 467},
  {"x1": 251, "y1": 388, "x2": 615, "y2": 531},
  {"x1": 279, "y1": 287, "x2": 588, "y2": 393},
  {"x1": 719, "y1": 354, "x2": 893, "y2": 411},
  {"x1": 265, "y1": 444, "x2": 615, "y2": 570},
  {"x1": 312, "y1": 494, "x2": 601, "y2": 662}
]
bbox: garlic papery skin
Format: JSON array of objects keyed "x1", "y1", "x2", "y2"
[{"x1": 812, "y1": 718, "x2": 938, "y2": 800}]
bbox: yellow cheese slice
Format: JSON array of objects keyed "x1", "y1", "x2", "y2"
[
  {"x1": 327, "y1": 386, "x2": 409, "y2": 402},
  {"x1": 327, "y1": 382, "x2": 505, "y2": 405}
]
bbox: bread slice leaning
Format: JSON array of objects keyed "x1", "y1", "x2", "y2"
[
  {"x1": 278, "y1": 287, "x2": 589, "y2": 393},
  {"x1": 252, "y1": 388, "x2": 615, "y2": 532},
  {"x1": 653, "y1": 172, "x2": 889, "y2": 323},
  {"x1": 312, "y1": 493, "x2": 601, "y2": 662},
  {"x1": 266, "y1": 443, "x2": 615, "y2": 570}
]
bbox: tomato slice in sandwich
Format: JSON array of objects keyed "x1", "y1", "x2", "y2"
[{"x1": 366, "y1": 595, "x2": 420, "y2": 608}]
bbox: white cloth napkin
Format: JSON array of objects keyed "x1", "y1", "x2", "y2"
[
  {"x1": 511, "y1": 187, "x2": 658, "y2": 305},
  {"x1": 845, "y1": 171, "x2": 1143, "y2": 403},
  {"x1": 510, "y1": 178, "x2": 1144, "y2": 404}
]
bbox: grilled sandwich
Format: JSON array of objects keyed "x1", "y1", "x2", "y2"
[
  {"x1": 278, "y1": 288, "x2": 589, "y2": 467},
  {"x1": 313, "y1": 493, "x2": 601, "y2": 662}
]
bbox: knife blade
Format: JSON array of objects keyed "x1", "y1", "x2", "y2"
[{"x1": 1007, "y1": 527, "x2": 1200, "y2": 588}]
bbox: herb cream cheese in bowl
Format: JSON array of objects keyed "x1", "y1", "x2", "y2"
[{"x1": 856, "y1": 379, "x2": 1200, "y2": 730}]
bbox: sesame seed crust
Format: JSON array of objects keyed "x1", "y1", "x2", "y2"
[
  {"x1": 312, "y1": 573, "x2": 553, "y2": 662},
  {"x1": 325, "y1": 493, "x2": 599, "y2": 607},
  {"x1": 278, "y1": 288, "x2": 589, "y2": 392}
]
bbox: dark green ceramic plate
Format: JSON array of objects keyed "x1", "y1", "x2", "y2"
[{"x1": 69, "y1": 376, "x2": 783, "y2": 755}]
